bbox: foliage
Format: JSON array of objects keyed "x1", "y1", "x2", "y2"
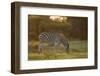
[{"x1": 28, "y1": 15, "x2": 88, "y2": 41}]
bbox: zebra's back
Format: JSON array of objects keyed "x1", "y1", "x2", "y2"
[{"x1": 39, "y1": 32, "x2": 60, "y2": 43}]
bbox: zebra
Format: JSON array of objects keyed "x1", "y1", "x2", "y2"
[{"x1": 38, "y1": 32, "x2": 69, "y2": 53}]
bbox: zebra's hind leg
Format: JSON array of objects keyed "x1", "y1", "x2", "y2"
[
  {"x1": 63, "y1": 43, "x2": 69, "y2": 53},
  {"x1": 65, "y1": 44, "x2": 69, "y2": 53}
]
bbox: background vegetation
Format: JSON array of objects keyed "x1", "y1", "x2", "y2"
[{"x1": 28, "y1": 15, "x2": 88, "y2": 60}]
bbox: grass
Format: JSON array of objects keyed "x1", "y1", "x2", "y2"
[{"x1": 28, "y1": 40, "x2": 88, "y2": 60}]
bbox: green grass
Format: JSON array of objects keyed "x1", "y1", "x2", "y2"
[{"x1": 28, "y1": 40, "x2": 88, "y2": 60}]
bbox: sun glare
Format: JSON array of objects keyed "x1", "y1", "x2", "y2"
[{"x1": 49, "y1": 16, "x2": 67, "y2": 22}]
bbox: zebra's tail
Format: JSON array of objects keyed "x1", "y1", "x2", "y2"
[{"x1": 61, "y1": 39, "x2": 69, "y2": 53}]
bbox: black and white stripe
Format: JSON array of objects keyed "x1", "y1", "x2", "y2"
[{"x1": 38, "y1": 32, "x2": 69, "y2": 53}]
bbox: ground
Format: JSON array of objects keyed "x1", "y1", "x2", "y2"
[{"x1": 28, "y1": 40, "x2": 88, "y2": 60}]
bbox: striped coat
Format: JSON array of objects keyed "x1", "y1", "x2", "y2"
[{"x1": 38, "y1": 32, "x2": 69, "y2": 53}]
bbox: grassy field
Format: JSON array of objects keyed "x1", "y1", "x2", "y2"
[{"x1": 28, "y1": 40, "x2": 88, "y2": 60}]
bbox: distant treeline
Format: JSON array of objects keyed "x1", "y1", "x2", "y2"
[{"x1": 28, "y1": 15, "x2": 88, "y2": 41}]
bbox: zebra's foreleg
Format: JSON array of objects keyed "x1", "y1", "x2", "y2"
[{"x1": 38, "y1": 43, "x2": 44, "y2": 53}]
